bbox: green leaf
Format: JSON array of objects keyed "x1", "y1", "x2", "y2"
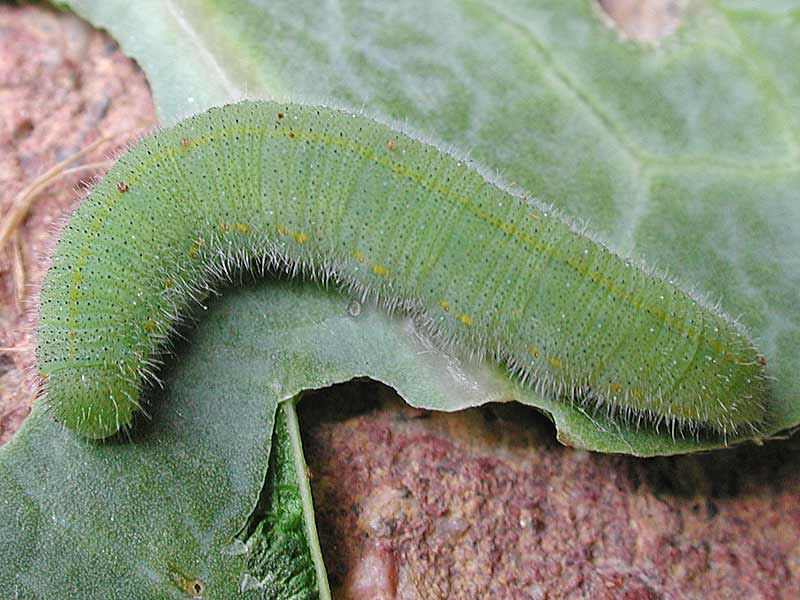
[
  {"x1": 3, "y1": 0, "x2": 799, "y2": 595},
  {"x1": 2, "y1": 280, "x2": 521, "y2": 597},
  {"x1": 238, "y1": 399, "x2": 328, "y2": 598}
]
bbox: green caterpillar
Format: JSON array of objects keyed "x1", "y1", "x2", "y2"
[{"x1": 36, "y1": 100, "x2": 770, "y2": 439}]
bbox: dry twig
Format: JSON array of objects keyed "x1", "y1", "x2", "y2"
[
  {"x1": 0, "y1": 136, "x2": 121, "y2": 255},
  {"x1": 11, "y1": 233, "x2": 25, "y2": 307}
]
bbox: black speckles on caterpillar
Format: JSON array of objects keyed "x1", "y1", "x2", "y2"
[{"x1": 35, "y1": 100, "x2": 771, "y2": 439}]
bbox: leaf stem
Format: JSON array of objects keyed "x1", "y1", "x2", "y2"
[{"x1": 282, "y1": 398, "x2": 332, "y2": 600}]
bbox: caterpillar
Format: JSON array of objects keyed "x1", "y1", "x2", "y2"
[{"x1": 35, "y1": 100, "x2": 770, "y2": 440}]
